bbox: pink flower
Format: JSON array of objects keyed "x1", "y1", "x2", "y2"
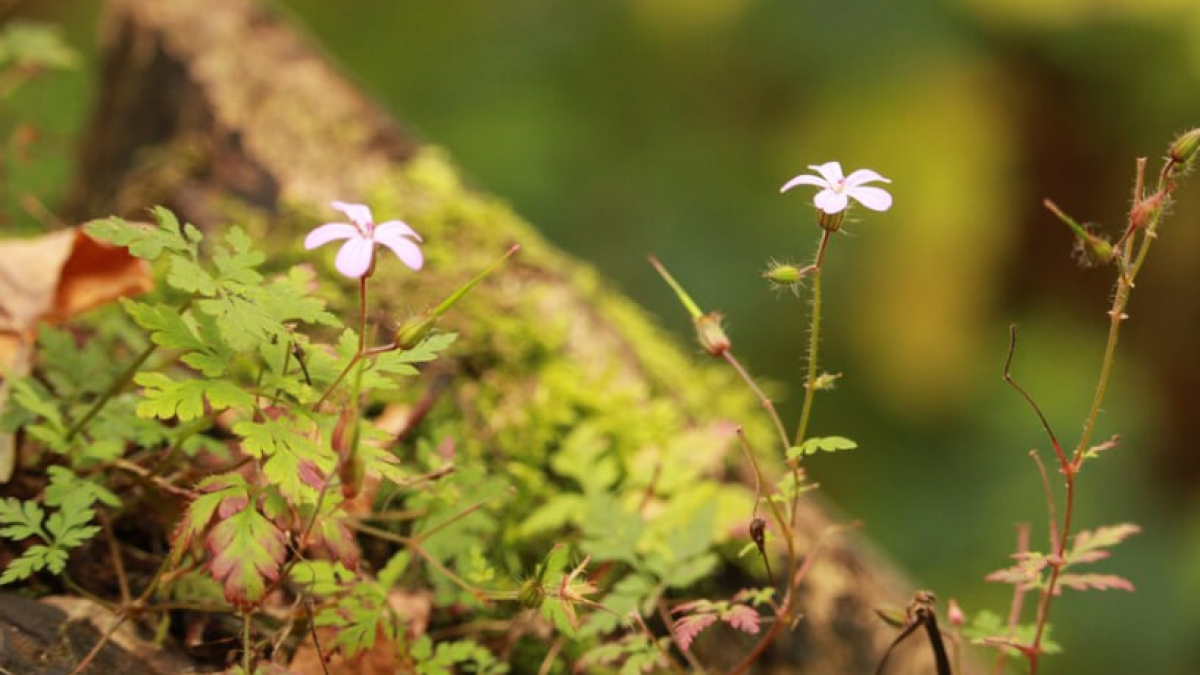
[
  {"x1": 305, "y1": 201, "x2": 423, "y2": 278},
  {"x1": 781, "y1": 161, "x2": 892, "y2": 214}
]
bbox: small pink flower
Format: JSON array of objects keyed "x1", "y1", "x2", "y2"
[
  {"x1": 781, "y1": 161, "x2": 892, "y2": 214},
  {"x1": 305, "y1": 201, "x2": 423, "y2": 278}
]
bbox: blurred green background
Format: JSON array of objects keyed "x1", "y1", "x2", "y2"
[{"x1": 5, "y1": 0, "x2": 1200, "y2": 672}]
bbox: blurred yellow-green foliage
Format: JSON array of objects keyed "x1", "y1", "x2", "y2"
[{"x1": 6, "y1": 0, "x2": 1200, "y2": 672}]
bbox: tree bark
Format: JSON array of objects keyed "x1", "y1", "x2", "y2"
[{"x1": 60, "y1": 0, "x2": 945, "y2": 673}]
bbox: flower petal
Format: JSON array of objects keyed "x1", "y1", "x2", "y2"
[
  {"x1": 780, "y1": 173, "x2": 830, "y2": 193},
  {"x1": 843, "y1": 168, "x2": 890, "y2": 187},
  {"x1": 334, "y1": 237, "x2": 375, "y2": 278},
  {"x1": 330, "y1": 201, "x2": 374, "y2": 228},
  {"x1": 813, "y1": 189, "x2": 849, "y2": 214},
  {"x1": 807, "y1": 161, "x2": 844, "y2": 185},
  {"x1": 374, "y1": 230, "x2": 424, "y2": 271},
  {"x1": 304, "y1": 222, "x2": 359, "y2": 249},
  {"x1": 374, "y1": 220, "x2": 423, "y2": 243},
  {"x1": 848, "y1": 185, "x2": 893, "y2": 211}
]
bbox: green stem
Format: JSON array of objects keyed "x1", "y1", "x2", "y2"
[
  {"x1": 723, "y1": 352, "x2": 790, "y2": 460},
  {"x1": 64, "y1": 341, "x2": 156, "y2": 442},
  {"x1": 65, "y1": 298, "x2": 195, "y2": 442},
  {"x1": 791, "y1": 230, "x2": 832, "y2": 448},
  {"x1": 358, "y1": 274, "x2": 368, "y2": 354},
  {"x1": 1029, "y1": 158, "x2": 1169, "y2": 670}
]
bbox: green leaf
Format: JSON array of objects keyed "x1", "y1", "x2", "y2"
[
  {"x1": 0, "y1": 21, "x2": 78, "y2": 69},
  {"x1": 134, "y1": 373, "x2": 254, "y2": 421},
  {"x1": 44, "y1": 467, "x2": 121, "y2": 508},
  {"x1": 0, "y1": 497, "x2": 44, "y2": 541},
  {"x1": 788, "y1": 435, "x2": 858, "y2": 460},
  {"x1": 582, "y1": 493, "x2": 644, "y2": 565},
  {"x1": 211, "y1": 227, "x2": 265, "y2": 288},
  {"x1": 551, "y1": 425, "x2": 619, "y2": 493},
  {"x1": 43, "y1": 490, "x2": 99, "y2": 548},
  {"x1": 196, "y1": 296, "x2": 276, "y2": 353},
  {"x1": 519, "y1": 494, "x2": 586, "y2": 539},
  {"x1": 233, "y1": 415, "x2": 334, "y2": 504},
  {"x1": 84, "y1": 208, "x2": 192, "y2": 261},
  {"x1": 167, "y1": 257, "x2": 217, "y2": 295},
  {"x1": 0, "y1": 492, "x2": 99, "y2": 583},
  {"x1": 413, "y1": 636, "x2": 505, "y2": 675}
]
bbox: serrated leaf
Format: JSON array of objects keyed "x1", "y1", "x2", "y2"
[
  {"x1": 7, "y1": 376, "x2": 64, "y2": 433},
  {"x1": 134, "y1": 373, "x2": 254, "y2": 421},
  {"x1": 582, "y1": 493, "x2": 644, "y2": 565},
  {"x1": 211, "y1": 227, "x2": 265, "y2": 288},
  {"x1": 0, "y1": 497, "x2": 43, "y2": 540},
  {"x1": 171, "y1": 475, "x2": 248, "y2": 561},
  {"x1": 121, "y1": 300, "x2": 209, "y2": 351},
  {"x1": 84, "y1": 209, "x2": 190, "y2": 261},
  {"x1": 1067, "y1": 523, "x2": 1140, "y2": 565},
  {"x1": 207, "y1": 502, "x2": 287, "y2": 608},
  {"x1": 1056, "y1": 573, "x2": 1135, "y2": 592},
  {"x1": 196, "y1": 296, "x2": 276, "y2": 353},
  {"x1": 519, "y1": 494, "x2": 586, "y2": 538},
  {"x1": 43, "y1": 491, "x2": 98, "y2": 547},
  {"x1": 167, "y1": 257, "x2": 217, "y2": 295},
  {"x1": 233, "y1": 416, "x2": 333, "y2": 504},
  {"x1": 44, "y1": 467, "x2": 121, "y2": 508}
]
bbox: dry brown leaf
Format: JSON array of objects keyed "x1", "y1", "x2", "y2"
[{"x1": 0, "y1": 226, "x2": 153, "y2": 482}]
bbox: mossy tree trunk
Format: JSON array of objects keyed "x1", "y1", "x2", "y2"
[{"x1": 61, "y1": 0, "x2": 946, "y2": 673}]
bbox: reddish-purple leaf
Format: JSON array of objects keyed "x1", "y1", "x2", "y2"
[
  {"x1": 169, "y1": 475, "x2": 247, "y2": 564},
  {"x1": 1083, "y1": 434, "x2": 1120, "y2": 459},
  {"x1": 673, "y1": 613, "x2": 717, "y2": 652},
  {"x1": 297, "y1": 460, "x2": 325, "y2": 490},
  {"x1": 723, "y1": 605, "x2": 760, "y2": 635},
  {"x1": 207, "y1": 503, "x2": 287, "y2": 608},
  {"x1": 1068, "y1": 523, "x2": 1140, "y2": 565},
  {"x1": 308, "y1": 516, "x2": 360, "y2": 571},
  {"x1": 1055, "y1": 573, "x2": 1135, "y2": 592},
  {"x1": 985, "y1": 564, "x2": 1041, "y2": 588},
  {"x1": 671, "y1": 599, "x2": 715, "y2": 615}
]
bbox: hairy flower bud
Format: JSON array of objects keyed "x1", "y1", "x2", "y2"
[
  {"x1": 1071, "y1": 226, "x2": 1114, "y2": 268},
  {"x1": 695, "y1": 312, "x2": 731, "y2": 357},
  {"x1": 1168, "y1": 127, "x2": 1200, "y2": 168},
  {"x1": 816, "y1": 209, "x2": 846, "y2": 233},
  {"x1": 764, "y1": 264, "x2": 803, "y2": 285}
]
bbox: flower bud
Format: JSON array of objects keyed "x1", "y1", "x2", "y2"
[
  {"x1": 749, "y1": 517, "x2": 767, "y2": 549},
  {"x1": 395, "y1": 311, "x2": 437, "y2": 350},
  {"x1": 1129, "y1": 191, "x2": 1165, "y2": 231},
  {"x1": 1070, "y1": 226, "x2": 1114, "y2": 268},
  {"x1": 811, "y1": 372, "x2": 842, "y2": 391},
  {"x1": 1168, "y1": 127, "x2": 1200, "y2": 168},
  {"x1": 517, "y1": 577, "x2": 545, "y2": 610},
  {"x1": 695, "y1": 312, "x2": 731, "y2": 357},
  {"x1": 763, "y1": 262, "x2": 811, "y2": 294},
  {"x1": 947, "y1": 598, "x2": 965, "y2": 628},
  {"x1": 816, "y1": 209, "x2": 846, "y2": 233},
  {"x1": 764, "y1": 264, "x2": 802, "y2": 285}
]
